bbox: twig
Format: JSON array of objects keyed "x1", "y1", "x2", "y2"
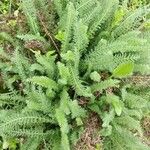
[{"x1": 38, "y1": 13, "x2": 60, "y2": 55}]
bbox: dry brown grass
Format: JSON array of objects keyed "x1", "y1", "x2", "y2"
[
  {"x1": 74, "y1": 113, "x2": 103, "y2": 150},
  {"x1": 142, "y1": 116, "x2": 150, "y2": 146}
]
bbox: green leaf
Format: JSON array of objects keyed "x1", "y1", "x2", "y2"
[
  {"x1": 57, "y1": 62, "x2": 71, "y2": 84},
  {"x1": 112, "y1": 99, "x2": 122, "y2": 116},
  {"x1": 112, "y1": 62, "x2": 134, "y2": 78},
  {"x1": 17, "y1": 34, "x2": 46, "y2": 42},
  {"x1": 60, "y1": 89, "x2": 70, "y2": 115},
  {"x1": 61, "y1": 133, "x2": 70, "y2": 150},
  {"x1": 27, "y1": 76, "x2": 58, "y2": 90},
  {"x1": 102, "y1": 109, "x2": 115, "y2": 127},
  {"x1": 61, "y1": 51, "x2": 75, "y2": 61},
  {"x1": 76, "y1": 117, "x2": 83, "y2": 126},
  {"x1": 101, "y1": 125, "x2": 112, "y2": 136},
  {"x1": 0, "y1": 32, "x2": 15, "y2": 46},
  {"x1": 55, "y1": 31, "x2": 65, "y2": 42},
  {"x1": 111, "y1": 8, "x2": 125, "y2": 28},
  {"x1": 3, "y1": 140, "x2": 9, "y2": 149},
  {"x1": 106, "y1": 94, "x2": 123, "y2": 116},
  {"x1": 55, "y1": 109, "x2": 69, "y2": 134},
  {"x1": 91, "y1": 79, "x2": 120, "y2": 92},
  {"x1": 90, "y1": 71, "x2": 101, "y2": 82},
  {"x1": 88, "y1": 103, "x2": 100, "y2": 114},
  {"x1": 58, "y1": 79, "x2": 67, "y2": 85},
  {"x1": 69, "y1": 100, "x2": 86, "y2": 119}
]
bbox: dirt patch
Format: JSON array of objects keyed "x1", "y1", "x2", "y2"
[
  {"x1": 74, "y1": 113, "x2": 103, "y2": 150},
  {"x1": 141, "y1": 116, "x2": 150, "y2": 146}
]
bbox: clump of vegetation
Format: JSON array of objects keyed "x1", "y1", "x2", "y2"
[{"x1": 0, "y1": 0, "x2": 150, "y2": 149}]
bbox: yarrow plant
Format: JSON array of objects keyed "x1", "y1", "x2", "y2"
[{"x1": 0, "y1": 0, "x2": 150, "y2": 149}]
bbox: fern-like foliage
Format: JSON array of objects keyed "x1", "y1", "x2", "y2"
[
  {"x1": 21, "y1": 0, "x2": 40, "y2": 35},
  {"x1": 104, "y1": 125, "x2": 150, "y2": 150},
  {"x1": 112, "y1": 5, "x2": 150, "y2": 38},
  {"x1": 20, "y1": 137, "x2": 42, "y2": 150},
  {"x1": 0, "y1": 111, "x2": 52, "y2": 136},
  {"x1": 83, "y1": 31, "x2": 150, "y2": 73},
  {"x1": 53, "y1": 0, "x2": 69, "y2": 17},
  {"x1": 0, "y1": 0, "x2": 150, "y2": 149},
  {"x1": 55, "y1": 89, "x2": 86, "y2": 150},
  {"x1": 60, "y1": 2, "x2": 77, "y2": 53}
]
